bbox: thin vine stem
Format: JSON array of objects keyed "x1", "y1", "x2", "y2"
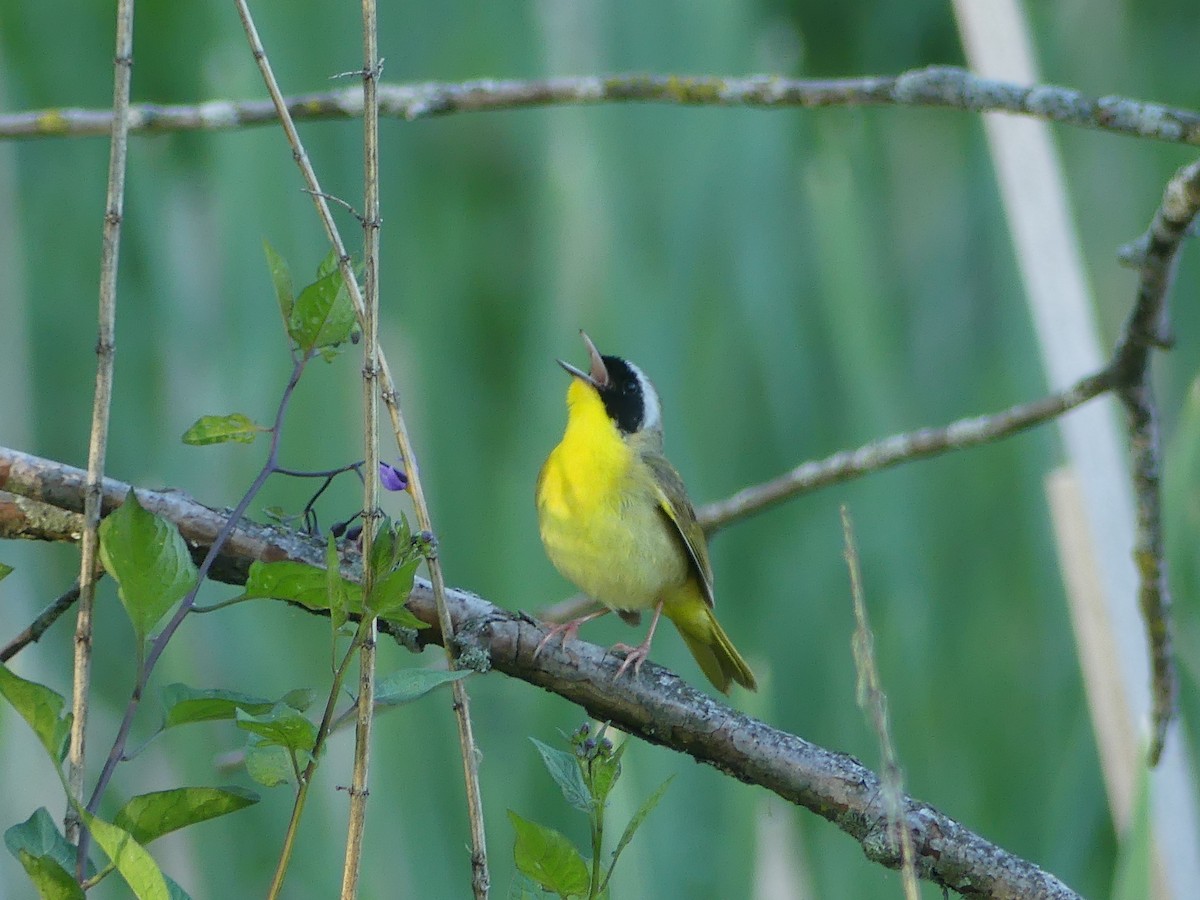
[{"x1": 79, "y1": 354, "x2": 309, "y2": 871}]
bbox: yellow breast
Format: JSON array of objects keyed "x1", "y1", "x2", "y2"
[{"x1": 536, "y1": 380, "x2": 688, "y2": 611}]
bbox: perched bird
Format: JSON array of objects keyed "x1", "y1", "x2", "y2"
[{"x1": 534, "y1": 332, "x2": 757, "y2": 693}]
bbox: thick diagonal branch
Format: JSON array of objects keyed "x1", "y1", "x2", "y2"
[{"x1": 0, "y1": 448, "x2": 1080, "y2": 899}]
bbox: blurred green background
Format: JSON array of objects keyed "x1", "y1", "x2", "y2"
[{"x1": 2, "y1": 1, "x2": 1199, "y2": 898}]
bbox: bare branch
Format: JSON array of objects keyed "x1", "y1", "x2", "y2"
[
  {"x1": 69, "y1": 0, "x2": 134, "y2": 857},
  {"x1": 1110, "y1": 158, "x2": 1200, "y2": 763},
  {"x1": 0, "y1": 447, "x2": 1082, "y2": 900},
  {"x1": 341, "y1": 0, "x2": 383, "y2": 892},
  {"x1": 1, "y1": 582, "x2": 82, "y2": 663},
  {"x1": 3, "y1": 67, "x2": 1199, "y2": 147},
  {"x1": 697, "y1": 368, "x2": 1114, "y2": 532}
]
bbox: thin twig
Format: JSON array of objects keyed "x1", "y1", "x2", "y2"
[
  {"x1": 231, "y1": 5, "x2": 489, "y2": 894},
  {"x1": 300, "y1": 189, "x2": 365, "y2": 225},
  {"x1": 3, "y1": 68, "x2": 1200, "y2": 148},
  {"x1": 0, "y1": 462, "x2": 1082, "y2": 900},
  {"x1": 340, "y1": 0, "x2": 382, "y2": 894},
  {"x1": 1, "y1": 583, "x2": 83, "y2": 663},
  {"x1": 696, "y1": 367, "x2": 1115, "y2": 532},
  {"x1": 68, "y1": 0, "x2": 134, "y2": 860},
  {"x1": 275, "y1": 462, "x2": 364, "y2": 479},
  {"x1": 1111, "y1": 157, "x2": 1200, "y2": 764},
  {"x1": 840, "y1": 507, "x2": 919, "y2": 900}
]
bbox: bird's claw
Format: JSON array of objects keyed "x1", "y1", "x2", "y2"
[
  {"x1": 611, "y1": 642, "x2": 651, "y2": 679},
  {"x1": 533, "y1": 622, "x2": 579, "y2": 659}
]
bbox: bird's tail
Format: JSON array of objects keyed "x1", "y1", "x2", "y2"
[{"x1": 666, "y1": 596, "x2": 757, "y2": 694}]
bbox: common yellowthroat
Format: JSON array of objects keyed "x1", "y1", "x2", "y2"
[{"x1": 535, "y1": 332, "x2": 757, "y2": 693}]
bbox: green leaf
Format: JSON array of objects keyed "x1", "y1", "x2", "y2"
[
  {"x1": 181, "y1": 413, "x2": 265, "y2": 446},
  {"x1": 507, "y1": 810, "x2": 589, "y2": 899},
  {"x1": 245, "y1": 739, "x2": 294, "y2": 788},
  {"x1": 368, "y1": 517, "x2": 402, "y2": 576},
  {"x1": 393, "y1": 512, "x2": 412, "y2": 551},
  {"x1": 0, "y1": 562, "x2": 13, "y2": 582},
  {"x1": 14, "y1": 851, "x2": 83, "y2": 900},
  {"x1": 81, "y1": 812, "x2": 169, "y2": 900},
  {"x1": 244, "y1": 559, "x2": 426, "y2": 628},
  {"x1": 162, "y1": 684, "x2": 273, "y2": 728},
  {"x1": 380, "y1": 605, "x2": 427, "y2": 630},
  {"x1": 161, "y1": 683, "x2": 312, "y2": 729},
  {"x1": 506, "y1": 871, "x2": 542, "y2": 900},
  {"x1": 588, "y1": 740, "x2": 626, "y2": 810},
  {"x1": 262, "y1": 239, "x2": 294, "y2": 323},
  {"x1": 99, "y1": 490, "x2": 198, "y2": 646},
  {"x1": 280, "y1": 688, "x2": 317, "y2": 712},
  {"x1": 373, "y1": 668, "x2": 471, "y2": 707},
  {"x1": 530, "y1": 738, "x2": 592, "y2": 813},
  {"x1": 606, "y1": 775, "x2": 674, "y2": 886},
  {"x1": 315, "y1": 248, "x2": 341, "y2": 280},
  {"x1": 243, "y1": 560, "x2": 362, "y2": 612},
  {"x1": 0, "y1": 665, "x2": 72, "y2": 762},
  {"x1": 236, "y1": 704, "x2": 317, "y2": 755},
  {"x1": 288, "y1": 256, "x2": 355, "y2": 353},
  {"x1": 366, "y1": 558, "x2": 420, "y2": 619},
  {"x1": 113, "y1": 786, "x2": 259, "y2": 845},
  {"x1": 5, "y1": 807, "x2": 95, "y2": 880},
  {"x1": 326, "y1": 535, "x2": 349, "y2": 633}
]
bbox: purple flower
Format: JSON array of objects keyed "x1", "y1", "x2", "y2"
[{"x1": 379, "y1": 460, "x2": 408, "y2": 492}]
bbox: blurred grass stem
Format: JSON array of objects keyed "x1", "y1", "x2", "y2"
[{"x1": 840, "y1": 507, "x2": 919, "y2": 900}]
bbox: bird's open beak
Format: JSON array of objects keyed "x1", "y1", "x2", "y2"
[{"x1": 557, "y1": 330, "x2": 609, "y2": 388}]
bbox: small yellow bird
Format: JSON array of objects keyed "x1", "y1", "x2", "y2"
[{"x1": 535, "y1": 332, "x2": 757, "y2": 693}]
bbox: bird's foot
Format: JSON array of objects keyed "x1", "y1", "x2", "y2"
[
  {"x1": 534, "y1": 608, "x2": 609, "y2": 658},
  {"x1": 611, "y1": 640, "x2": 652, "y2": 679},
  {"x1": 533, "y1": 621, "x2": 582, "y2": 658}
]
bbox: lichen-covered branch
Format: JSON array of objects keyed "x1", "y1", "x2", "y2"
[
  {"x1": 3, "y1": 67, "x2": 1199, "y2": 148},
  {"x1": 0, "y1": 447, "x2": 1080, "y2": 899}
]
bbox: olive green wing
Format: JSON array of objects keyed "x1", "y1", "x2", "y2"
[{"x1": 643, "y1": 451, "x2": 715, "y2": 608}]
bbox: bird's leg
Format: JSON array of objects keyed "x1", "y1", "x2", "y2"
[
  {"x1": 533, "y1": 607, "x2": 611, "y2": 658},
  {"x1": 611, "y1": 599, "x2": 665, "y2": 679}
]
